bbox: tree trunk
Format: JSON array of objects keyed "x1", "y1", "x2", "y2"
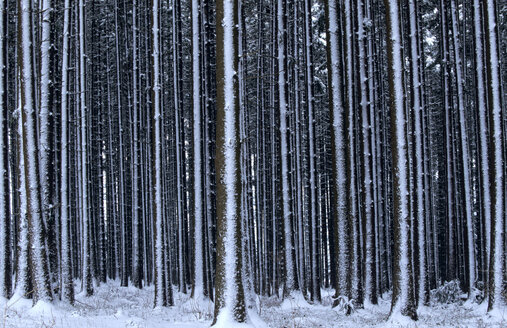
[
  {"x1": 384, "y1": 0, "x2": 417, "y2": 320},
  {"x1": 212, "y1": 0, "x2": 247, "y2": 323}
]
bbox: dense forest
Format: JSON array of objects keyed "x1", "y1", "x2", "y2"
[{"x1": 0, "y1": 0, "x2": 505, "y2": 326}]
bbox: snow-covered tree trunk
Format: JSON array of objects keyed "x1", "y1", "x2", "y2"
[
  {"x1": 450, "y1": 0, "x2": 476, "y2": 296},
  {"x1": 113, "y1": 0, "x2": 128, "y2": 288},
  {"x1": 60, "y1": 0, "x2": 74, "y2": 304},
  {"x1": 384, "y1": 0, "x2": 417, "y2": 320},
  {"x1": 0, "y1": 0, "x2": 11, "y2": 299},
  {"x1": 131, "y1": 0, "x2": 143, "y2": 290},
  {"x1": 277, "y1": 0, "x2": 295, "y2": 295},
  {"x1": 440, "y1": 0, "x2": 456, "y2": 281},
  {"x1": 18, "y1": 0, "x2": 53, "y2": 302},
  {"x1": 343, "y1": 0, "x2": 359, "y2": 305},
  {"x1": 151, "y1": 0, "x2": 169, "y2": 308},
  {"x1": 473, "y1": 0, "x2": 491, "y2": 290},
  {"x1": 192, "y1": 0, "x2": 204, "y2": 299},
  {"x1": 303, "y1": 0, "x2": 320, "y2": 303},
  {"x1": 238, "y1": 0, "x2": 255, "y2": 306},
  {"x1": 171, "y1": 0, "x2": 186, "y2": 293},
  {"x1": 325, "y1": 0, "x2": 347, "y2": 299},
  {"x1": 78, "y1": 0, "x2": 93, "y2": 297},
  {"x1": 15, "y1": 107, "x2": 31, "y2": 298},
  {"x1": 292, "y1": 4, "x2": 306, "y2": 295},
  {"x1": 212, "y1": 0, "x2": 247, "y2": 323},
  {"x1": 38, "y1": 0, "x2": 58, "y2": 290},
  {"x1": 484, "y1": 0, "x2": 505, "y2": 312},
  {"x1": 408, "y1": 0, "x2": 426, "y2": 307},
  {"x1": 365, "y1": 0, "x2": 379, "y2": 304},
  {"x1": 356, "y1": 0, "x2": 374, "y2": 306}
]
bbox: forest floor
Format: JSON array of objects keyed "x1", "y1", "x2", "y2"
[{"x1": 0, "y1": 280, "x2": 505, "y2": 328}]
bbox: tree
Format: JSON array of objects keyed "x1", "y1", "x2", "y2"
[
  {"x1": 407, "y1": 0, "x2": 427, "y2": 307},
  {"x1": 18, "y1": 0, "x2": 52, "y2": 302},
  {"x1": 303, "y1": 0, "x2": 320, "y2": 303},
  {"x1": 485, "y1": 0, "x2": 505, "y2": 312},
  {"x1": 449, "y1": 0, "x2": 475, "y2": 296},
  {"x1": 384, "y1": 0, "x2": 417, "y2": 320},
  {"x1": 212, "y1": 0, "x2": 247, "y2": 324},
  {"x1": 151, "y1": 0, "x2": 171, "y2": 308},
  {"x1": 192, "y1": 0, "x2": 205, "y2": 299},
  {"x1": 473, "y1": 0, "x2": 491, "y2": 292},
  {"x1": 60, "y1": 0, "x2": 74, "y2": 304},
  {"x1": 0, "y1": 0, "x2": 11, "y2": 300},
  {"x1": 79, "y1": 0, "x2": 93, "y2": 297},
  {"x1": 325, "y1": 0, "x2": 347, "y2": 300},
  {"x1": 39, "y1": 0, "x2": 57, "y2": 292},
  {"x1": 277, "y1": 0, "x2": 296, "y2": 295}
]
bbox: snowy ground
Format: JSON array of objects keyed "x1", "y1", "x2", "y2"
[{"x1": 1, "y1": 281, "x2": 505, "y2": 328}]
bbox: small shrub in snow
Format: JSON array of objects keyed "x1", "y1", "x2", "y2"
[
  {"x1": 333, "y1": 295, "x2": 355, "y2": 314},
  {"x1": 431, "y1": 280, "x2": 464, "y2": 304}
]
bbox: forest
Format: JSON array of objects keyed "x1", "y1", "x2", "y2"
[{"x1": 0, "y1": 0, "x2": 505, "y2": 327}]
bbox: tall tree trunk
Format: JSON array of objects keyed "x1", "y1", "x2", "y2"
[
  {"x1": 38, "y1": 0, "x2": 59, "y2": 294},
  {"x1": 192, "y1": 0, "x2": 205, "y2": 299},
  {"x1": 473, "y1": 0, "x2": 491, "y2": 292},
  {"x1": 0, "y1": 0, "x2": 11, "y2": 300},
  {"x1": 79, "y1": 0, "x2": 93, "y2": 297},
  {"x1": 408, "y1": 0, "x2": 426, "y2": 307},
  {"x1": 303, "y1": 0, "x2": 320, "y2": 303},
  {"x1": 212, "y1": 0, "x2": 247, "y2": 323},
  {"x1": 384, "y1": 0, "x2": 417, "y2": 320},
  {"x1": 278, "y1": 0, "x2": 295, "y2": 295},
  {"x1": 18, "y1": 0, "x2": 53, "y2": 302},
  {"x1": 450, "y1": 0, "x2": 476, "y2": 296},
  {"x1": 325, "y1": 0, "x2": 347, "y2": 300},
  {"x1": 151, "y1": 0, "x2": 169, "y2": 308},
  {"x1": 485, "y1": 0, "x2": 505, "y2": 312},
  {"x1": 60, "y1": 0, "x2": 74, "y2": 304}
]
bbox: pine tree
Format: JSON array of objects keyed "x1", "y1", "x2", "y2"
[
  {"x1": 0, "y1": 0, "x2": 11, "y2": 300},
  {"x1": 192, "y1": 0, "x2": 205, "y2": 299},
  {"x1": 18, "y1": 0, "x2": 53, "y2": 302},
  {"x1": 212, "y1": 0, "x2": 247, "y2": 323},
  {"x1": 60, "y1": 0, "x2": 74, "y2": 304},
  {"x1": 325, "y1": 0, "x2": 347, "y2": 300},
  {"x1": 485, "y1": 0, "x2": 505, "y2": 312},
  {"x1": 151, "y1": 0, "x2": 169, "y2": 308},
  {"x1": 384, "y1": 0, "x2": 417, "y2": 320}
]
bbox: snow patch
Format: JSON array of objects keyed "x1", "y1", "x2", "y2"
[
  {"x1": 6, "y1": 293, "x2": 32, "y2": 312},
  {"x1": 28, "y1": 300, "x2": 58, "y2": 317},
  {"x1": 212, "y1": 307, "x2": 266, "y2": 328},
  {"x1": 385, "y1": 310, "x2": 417, "y2": 327},
  {"x1": 280, "y1": 291, "x2": 311, "y2": 310}
]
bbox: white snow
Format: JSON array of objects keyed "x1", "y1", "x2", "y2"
[{"x1": 0, "y1": 283, "x2": 505, "y2": 327}]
